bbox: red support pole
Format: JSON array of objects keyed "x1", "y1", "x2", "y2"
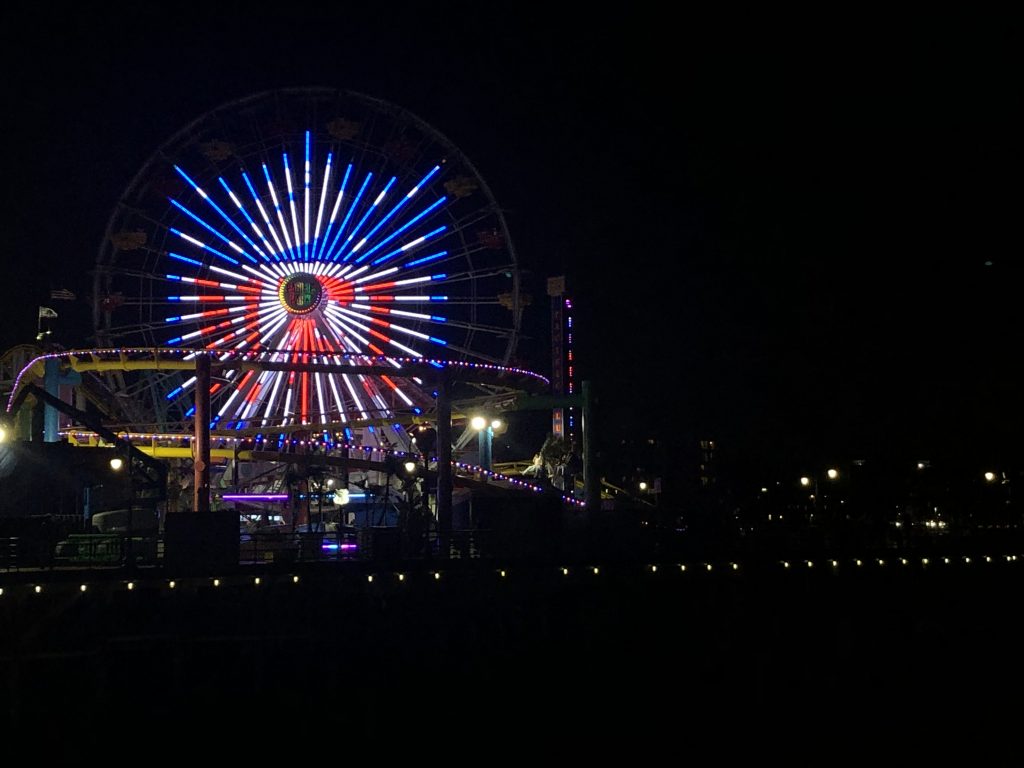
[{"x1": 193, "y1": 353, "x2": 211, "y2": 513}]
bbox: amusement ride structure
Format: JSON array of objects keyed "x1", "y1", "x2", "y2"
[{"x1": 1, "y1": 88, "x2": 595, "y2": 551}]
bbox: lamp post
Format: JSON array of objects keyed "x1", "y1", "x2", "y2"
[{"x1": 471, "y1": 415, "x2": 495, "y2": 472}]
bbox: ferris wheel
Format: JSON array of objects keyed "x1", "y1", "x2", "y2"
[{"x1": 92, "y1": 87, "x2": 523, "y2": 433}]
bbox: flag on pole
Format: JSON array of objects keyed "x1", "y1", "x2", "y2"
[
  {"x1": 50, "y1": 288, "x2": 76, "y2": 301},
  {"x1": 38, "y1": 306, "x2": 58, "y2": 319}
]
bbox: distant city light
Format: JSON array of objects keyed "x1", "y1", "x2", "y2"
[
  {"x1": 827, "y1": 468, "x2": 839, "y2": 480},
  {"x1": 983, "y1": 471, "x2": 997, "y2": 482}
]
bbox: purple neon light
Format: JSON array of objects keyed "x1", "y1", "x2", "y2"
[{"x1": 222, "y1": 493, "x2": 289, "y2": 502}]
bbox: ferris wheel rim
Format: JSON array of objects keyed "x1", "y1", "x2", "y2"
[{"x1": 91, "y1": 86, "x2": 524, "y2": 433}]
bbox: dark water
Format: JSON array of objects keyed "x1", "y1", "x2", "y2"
[{"x1": 2, "y1": 556, "x2": 1020, "y2": 760}]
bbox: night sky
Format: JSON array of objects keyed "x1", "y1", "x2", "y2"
[{"x1": 2, "y1": 8, "x2": 1019, "y2": 495}]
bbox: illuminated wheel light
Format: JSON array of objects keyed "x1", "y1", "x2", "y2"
[{"x1": 103, "y1": 111, "x2": 523, "y2": 432}]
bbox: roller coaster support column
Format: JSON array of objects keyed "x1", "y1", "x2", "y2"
[
  {"x1": 42, "y1": 358, "x2": 81, "y2": 442},
  {"x1": 478, "y1": 425, "x2": 493, "y2": 471},
  {"x1": 193, "y1": 353, "x2": 211, "y2": 513},
  {"x1": 436, "y1": 368, "x2": 453, "y2": 537}
]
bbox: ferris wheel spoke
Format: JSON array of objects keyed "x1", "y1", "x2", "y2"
[
  {"x1": 339, "y1": 164, "x2": 442, "y2": 263},
  {"x1": 261, "y1": 163, "x2": 298, "y2": 260},
  {"x1": 311, "y1": 151, "x2": 334, "y2": 258},
  {"x1": 242, "y1": 171, "x2": 288, "y2": 259},
  {"x1": 337, "y1": 176, "x2": 396, "y2": 260},
  {"x1": 218, "y1": 176, "x2": 281, "y2": 261},
  {"x1": 281, "y1": 152, "x2": 303, "y2": 262},
  {"x1": 360, "y1": 205, "x2": 448, "y2": 266},
  {"x1": 322, "y1": 170, "x2": 373, "y2": 261},
  {"x1": 173, "y1": 165, "x2": 270, "y2": 262},
  {"x1": 314, "y1": 162, "x2": 352, "y2": 261}
]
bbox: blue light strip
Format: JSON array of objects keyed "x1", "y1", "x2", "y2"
[
  {"x1": 282, "y1": 152, "x2": 303, "y2": 261},
  {"x1": 360, "y1": 198, "x2": 447, "y2": 264},
  {"x1": 404, "y1": 250, "x2": 448, "y2": 268},
  {"x1": 218, "y1": 177, "x2": 277, "y2": 259},
  {"x1": 169, "y1": 252, "x2": 203, "y2": 267},
  {"x1": 312, "y1": 152, "x2": 333, "y2": 258},
  {"x1": 263, "y1": 163, "x2": 297, "y2": 260},
  {"x1": 168, "y1": 204, "x2": 254, "y2": 264},
  {"x1": 370, "y1": 225, "x2": 447, "y2": 267},
  {"x1": 174, "y1": 165, "x2": 268, "y2": 261},
  {"x1": 303, "y1": 131, "x2": 311, "y2": 262},
  {"x1": 243, "y1": 171, "x2": 285, "y2": 260},
  {"x1": 325, "y1": 171, "x2": 373, "y2": 262},
  {"x1": 350, "y1": 166, "x2": 441, "y2": 262},
  {"x1": 315, "y1": 163, "x2": 352, "y2": 261},
  {"x1": 338, "y1": 176, "x2": 396, "y2": 260},
  {"x1": 169, "y1": 228, "x2": 242, "y2": 266}
]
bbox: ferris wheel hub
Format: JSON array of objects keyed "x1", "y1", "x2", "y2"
[{"x1": 279, "y1": 272, "x2": 324, "y2": 315}]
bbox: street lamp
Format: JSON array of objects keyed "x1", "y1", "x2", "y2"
[{"x1": 471, "y1": 415, "x2": 494, "y2": 471}]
